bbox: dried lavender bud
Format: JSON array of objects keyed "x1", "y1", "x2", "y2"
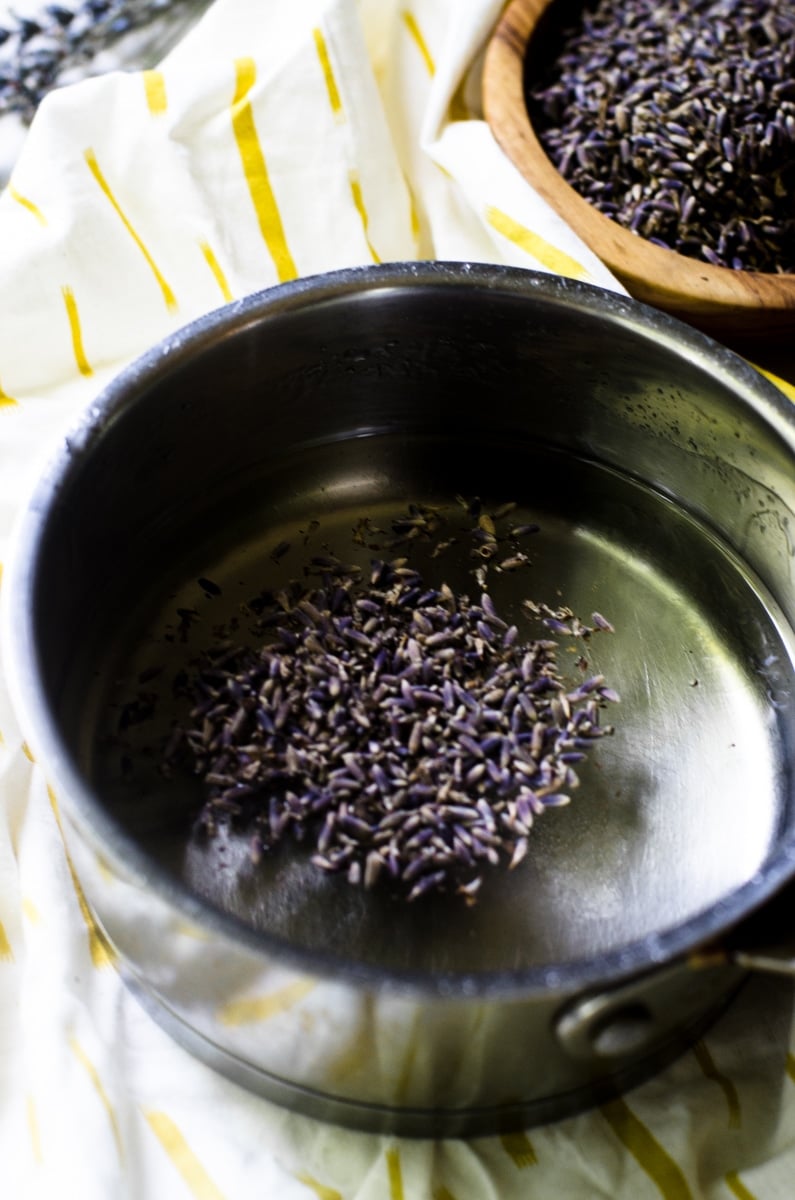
[{"x1": 170, "y1": 540, "x2": 619, "y2": 904}]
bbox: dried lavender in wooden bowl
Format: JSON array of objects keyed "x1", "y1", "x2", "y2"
[
  {"x1": 525, "y1": 0, "x2": 795, "y2": 273},
  {"x1": 483, "y1": 0, "x2": 795, "y2": 341},
  {"x1": 163, "y1": 500, "x2": 618, "y2": 905}
]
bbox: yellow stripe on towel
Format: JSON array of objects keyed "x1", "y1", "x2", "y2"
[
  {"x1": 486, "y1": 205, "x2": 591, "y2": 280},
  {"x1": 349, "y1": 172, "x2": 380, "y2": 263},
  {"x1": 296, "y1": 1174, "x2": 343, "y2": 1200},
  {"x1": 144, "y1": 1111, "x2": 226, "y2": 1200},
  {"x1": 500, "y1": 1129, "x2": 537, "y2": 1167},
  {"x1": 0, "y1": 920, "x2": 13, "y2": 962},
  {"x1": 47, "y1": 785, "x2": 115, "y2": 968},
  {"x1": 401, "y1": 10, "x2": 435, "y2": 76},
  {"x1": 69, "y1": 1033, "x2": 123, "y2": 1161},
  {"x1": 217, "y1": 978, "x2": 314, "y2": 1026},
  {"x1": 692, "y1": 1039, "x2": 741, "y2": 1128},
  {"x1": 750, "y1": 362, "x2": 795, "y2": 404},
  {"x1": 61, "y1": 285, "x2": 93, "y2": 376},
  {"x1": 143, "y1": 69, "x2": 168, "y2": 115},
  {"x1": 385, "y1": 1147, "x2": 405, "y2": 1200},
  {"x1": 231, "y1": 58, "x2": 297, "y2": 283},
  {"x1": 84, "y1": 147, "x2": 177, "y2": 311},
  {"x1": 601, "y1": 1097, "x2": 694, "y2": 1199},
  {"x1": 199, "y1": 240, "x2": 234, "y2": 302},
  {"x1": 313, "y1": 27, "x2": 343, "y2": 120},
  {"x1": 0, "y1": 380, "x2": 17, "y2": 407},
  {"x1": 8, "y1": 185, "x2": 47, "y2": 225},
  {"x1": 725, "y1": 1171, "x2": 758, "y2": 1200}
]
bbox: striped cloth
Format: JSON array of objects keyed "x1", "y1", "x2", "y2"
[{"x1": 0, "y1": 1, "x2": 793, "y2": 1197}]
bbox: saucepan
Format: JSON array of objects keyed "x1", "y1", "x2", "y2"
[{"x1": 5, "y1": 262, "x2": 795, "y2": 1136}]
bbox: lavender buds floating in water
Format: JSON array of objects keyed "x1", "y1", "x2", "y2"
[{"x1": 167, "y1": 510, "x2": 618, "y2": 904}]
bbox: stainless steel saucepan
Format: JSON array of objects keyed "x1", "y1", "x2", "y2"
[{"x1": 5, "y1": 262, "x2": 795, "y2": 1136}]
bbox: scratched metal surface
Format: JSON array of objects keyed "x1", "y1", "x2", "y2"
[
  {"x1": 11, "y1": 264, "x2": 780, "y2": 978},
  {"x1": 11, "y1": 264, "x2": 795, "y2": 1130},
  {"x1": 74, "y1": 436, "x2": 789, "y2": 973}
]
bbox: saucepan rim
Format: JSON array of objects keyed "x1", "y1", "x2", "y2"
[{"x1": 6, "y1": 261, "x2": 795, "y2": 1000}]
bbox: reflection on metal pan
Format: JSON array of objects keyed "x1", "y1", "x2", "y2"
[{"x1": 6, "y1": 263, "x2": 795, "y2": 1134}]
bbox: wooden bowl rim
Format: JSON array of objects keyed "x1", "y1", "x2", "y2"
[{"x1": 482, "y1": 0, "x2": 795, "y2": 318}]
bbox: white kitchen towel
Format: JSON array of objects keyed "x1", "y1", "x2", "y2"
[{"x1": 0, "y1": 1, "x2": 793, "y2": 1198}]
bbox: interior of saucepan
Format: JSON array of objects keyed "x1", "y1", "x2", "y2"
[{"x1": 24, "y1": 267, "x2": 795, "y2": 974}]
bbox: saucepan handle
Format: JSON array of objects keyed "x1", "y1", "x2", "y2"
[
  {"x1": 554, "y1": 958, "x2": 740, "y2": 1062},
  {"x1": 691, "y1": 878, "x2": 795, "y2": 980},
  {"x1": 555, "y1": 881, "x2": 795, "y2": 1064}
]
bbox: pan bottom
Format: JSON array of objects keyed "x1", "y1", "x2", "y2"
[{"x1": 85, "y1": 432, "x2": 795, "y2": 975}]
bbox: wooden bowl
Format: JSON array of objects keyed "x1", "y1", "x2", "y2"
[{"x1": 482, "y1": 0, "x2": 795, "y2": 346}]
